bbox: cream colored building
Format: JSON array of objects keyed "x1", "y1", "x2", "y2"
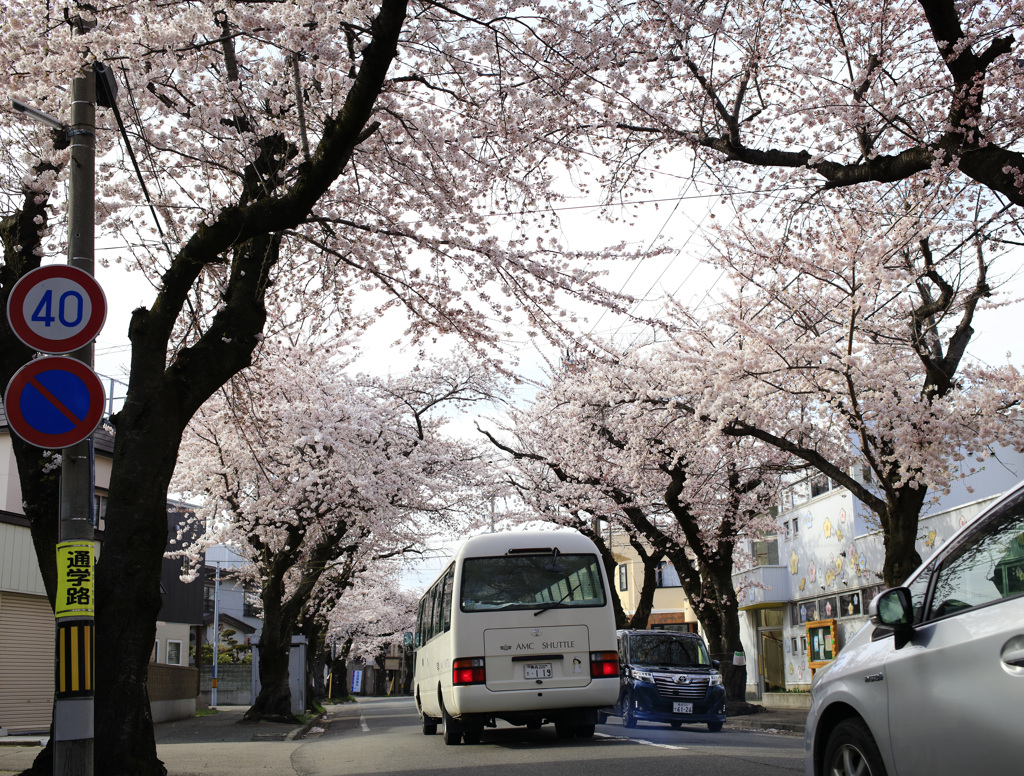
[{"x1": 607, "y1": 529, "x2": 698, "y2": 633}]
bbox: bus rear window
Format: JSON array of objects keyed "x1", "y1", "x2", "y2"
[{"x1": 461, "y1": 553, "x2": 606, "y2": 612}]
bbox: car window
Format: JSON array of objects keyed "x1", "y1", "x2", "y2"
[
  {"x1": 925, "y1": 490, "x2": 1024, "y2": 621},
  {"x1": 906, "y1": 562, "x2": 935, "y2": 624}
]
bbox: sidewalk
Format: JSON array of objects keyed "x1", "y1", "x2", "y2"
[{"x1": 0, "y1": 705, "x2": 344, "y2": 776}]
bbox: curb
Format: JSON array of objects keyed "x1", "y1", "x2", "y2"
[
  {"x1": 284, "y1": 713, "x2": 326, "y2": 741},
  {"x1": 0, "y1": 737, "x2": 47, "y2": 747},
  {"x1": 729, "y1": 718, "x2": 805, "y2": 736}
]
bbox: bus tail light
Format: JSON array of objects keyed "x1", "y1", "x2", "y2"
[
  {"x1": 590, "y1": 651, "x2": 619, "y2": 678},
  {"x1": 453, "y1": 657, "x2": 486, "y2": 685}
]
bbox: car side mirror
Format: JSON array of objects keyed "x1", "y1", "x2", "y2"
[
  {"x1": 869, "y1": 587, "x2": 915, "y2": 650},
  {"x1": 711, "y1": 659, "x2": 720, "y2": 669}
]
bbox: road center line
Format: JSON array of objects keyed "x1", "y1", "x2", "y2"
[{"x1": 360, "y1": 716, "x2": 370, "y2": 732}]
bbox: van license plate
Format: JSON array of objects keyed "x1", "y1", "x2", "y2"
[
  {"x1": 524, "y1": 663, "x2": 552, "y2": 679},
  {"x1": 673, "y1": 702, "x2": 693, "y2": 714}
]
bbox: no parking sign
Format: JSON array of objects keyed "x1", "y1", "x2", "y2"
[{"x1": 3, "y1": 356, "x2": 106, "y2": 449}]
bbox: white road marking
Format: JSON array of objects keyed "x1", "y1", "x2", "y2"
[
  {"x1": 594, "y1": 732, "x2": 688, "y2": 750},
  {"x1": 360, "y1": 716, "x2": 371, "y2": 732}
]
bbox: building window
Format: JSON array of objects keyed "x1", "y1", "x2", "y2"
[
  {"x1": 800, "y1": 636, "x2": 807, "y2": 655},
  {"x1": 204, "y1": 584, "x2": 215, "y2": 614},
  {"x1": 839, "y1": 592, "x2": 862, "y2": 617},
  {"x1": 655, "y1": 561, "x2": 681, "y2": 588},
  {"x1": 618, "y1": 564, "x2": 628, "y2": 592},
  {"x1": 167, "y1": 640, "x2": 182, "y2": 666},
  {"x1": 810, "y1": 475, "x2": 832, "y2": 498},
  {"x1": 752, "y1": 539, "x2": 779, "y2": 566},
  {"x1": 93, "y1": 493, "x2": 108, "y2": 531},
  {"x1": 244, "y1": 589, "x2": 260, "y2": 618},
  {"x1": 793, "y1": 517, "x2": 800, "y2": 535}
]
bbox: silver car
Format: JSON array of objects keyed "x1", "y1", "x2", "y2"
[{"x1": 805, "y1": 480, "x2": 1024, "y2": 776}]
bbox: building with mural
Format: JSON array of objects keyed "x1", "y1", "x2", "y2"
[{"x1": 732, "y1": 449, "x2": 1024, "y2": 697}]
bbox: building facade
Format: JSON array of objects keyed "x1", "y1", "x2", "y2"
[{"x1": 732, "y1": 449, "x2": 1024, "y2": 697}]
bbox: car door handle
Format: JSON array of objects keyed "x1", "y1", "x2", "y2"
[
  {"x1": 863, "y1": 673, "x2": 884, "y2": 683},
  {"x1": 1001, "y1": 637, "x2": 1024, "y2": 668},
  {"x1": 1002, "y1": 648, "x2": 1024, "y2": 667}
]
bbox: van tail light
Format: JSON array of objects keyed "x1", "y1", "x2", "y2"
[
  {"x1": 590, "y1": 651, "x2": 619, "y2": 678},
  {"x1": 453, "y1": 657, "x2": 486, "y2": 685}
]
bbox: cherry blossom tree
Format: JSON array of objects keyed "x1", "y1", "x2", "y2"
[
  {"x1": 325, "y1": 567, "x2": 418, "y2": 696},
  {"x1": 488, "y1": 1, "x2": 1024, "y2": 210},
  {"x1": 482, "y1": 354, "x2": 787, "y2": 702},
  {"x1": 172, "y1": 344, "x2": 492, "y2": 720},
  {"x1": 661, "y1": 184, "x2": 1024, "y2": 587},
  {"x1": 1, "y1": 2, "x2": 634, "y2": 772}
]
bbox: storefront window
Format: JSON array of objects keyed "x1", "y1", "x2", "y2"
[{"x1": 839, "y1": 592, "x2": 862, "y2": 617}]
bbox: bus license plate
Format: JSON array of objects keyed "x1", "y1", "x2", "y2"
[
  {"x1": 673, "y1": 702, "x2": 693, "y2": 714},
  {"x1": 524, "y1": 663, "x2": 552, "y2": 679}
]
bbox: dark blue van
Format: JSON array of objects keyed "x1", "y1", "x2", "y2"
[{"x1": 599, "y1": 629, "x2": 727, "y2": 732}]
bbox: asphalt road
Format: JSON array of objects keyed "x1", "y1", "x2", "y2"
[
  {"x1": 324, "y1": 697, "x2": 804, "y2": 776},
  {"x1": 0, "y1": 697, "x2": 805, "y2": 776}
]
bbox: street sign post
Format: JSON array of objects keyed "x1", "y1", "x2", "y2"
[
  {"x1": 6, "y1": 264, "x2": 106, "y2": 354},
  {"x1": 3, "y1": 357, "x2": 106, "y2": 449}
]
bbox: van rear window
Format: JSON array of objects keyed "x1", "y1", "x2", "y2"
[{"x1": 628, "y1": 634, "x2": 711, "y2": 667}]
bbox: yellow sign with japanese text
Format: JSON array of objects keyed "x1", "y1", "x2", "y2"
[{"x1": 55, "y1": 541, "x2": 95, "y2": 619}]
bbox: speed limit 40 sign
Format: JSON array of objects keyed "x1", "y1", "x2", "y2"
[{"x1": 6, "y1": 265, "x2": 106, "y2": 354}]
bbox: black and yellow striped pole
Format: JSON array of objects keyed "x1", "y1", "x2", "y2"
[
  {"x1": 54, "y1": 537, "x2": 96, "y2": 774},
  {"x1": 56, "y1": 543, "x2": 95, "y2": 699}
]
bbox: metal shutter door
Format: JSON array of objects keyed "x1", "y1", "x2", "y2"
[{"x1": 0, "y1": 591, "x2": 54, "y2": 734}]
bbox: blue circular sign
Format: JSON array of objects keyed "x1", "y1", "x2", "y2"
[{"x1": 3, "y1": 357, "x2": 105, "y2": 448}]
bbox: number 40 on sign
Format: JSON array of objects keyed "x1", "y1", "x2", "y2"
[{"x1": 6, "y1": 265, "x2": 106, "y2": 354}]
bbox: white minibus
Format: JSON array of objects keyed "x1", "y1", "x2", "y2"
[{"x1": 413, "y1": 530, "x2": 620, "y2": 744}]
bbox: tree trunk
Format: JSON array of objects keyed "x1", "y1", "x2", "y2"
[
  {"x1": 703, "y1": 563, "x2": 747, "y2": 703},
  {"x1": 627, "y1": 552, "x2": 663, "y2": 629},
  {"x1": 92, "y1": 416, "x2": 185, "y2": 776},
  {"x1": 247, "y1": 592, "x2": 298, "y2": 721},
  {"x1": 304, "y1": 623, "x2": 328, "y2": 710},
  {"x1": 881, "y1": 487, "x2": 928, "y2": 588},
  {"x1": 666, "y1": 547, "x2": 748, "y2": 703}
]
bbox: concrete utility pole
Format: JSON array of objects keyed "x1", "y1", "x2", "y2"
[
  {"x1": 212, "y1": 562, "x2": 221, "y2": 708},
  {"x1": 55, "y1": 64, "x2": 97, "y2": 776}
]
